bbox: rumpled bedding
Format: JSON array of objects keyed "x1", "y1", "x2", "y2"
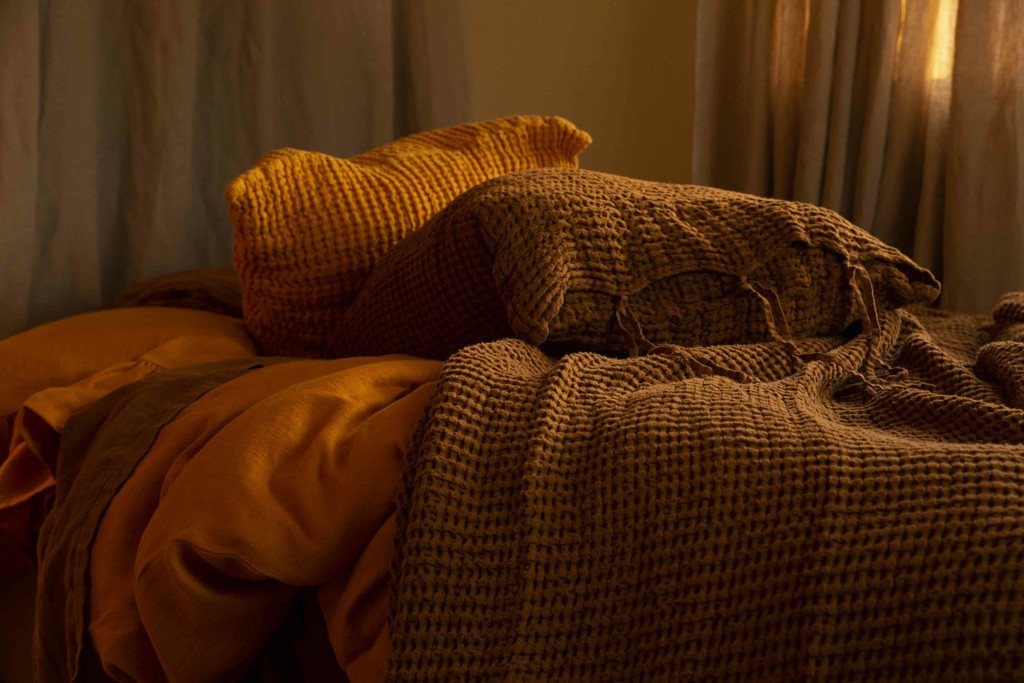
[
  {"x1": 4, "y1": 285, "x2": 1023, "y2": 681},
  {"x1": 389, "y1": 295, "x2": 1024, "y2": 680},
  {"x1": 0, "y1": 302, "x2": 440, "y2": 682},
  {"x1": 1, "y1": 307, "x2": 257, "y2": 574},
  {"x1": 32, "y1": 355, "x2": 440, "y2": 682},
  {"x1": 1, "y1": 306, "x2": 258, "y2": 683}
]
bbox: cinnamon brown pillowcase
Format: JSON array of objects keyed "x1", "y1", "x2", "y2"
[
  {"x1": 106, "y1": 268, "x2": 243, "y2": 318},
  {"x1": 337, "y1": 168, "x2": 940, "y2": 360}
]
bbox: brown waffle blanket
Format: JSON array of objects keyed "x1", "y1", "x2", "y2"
[{"x1": 389, "y1": 295, "x2": 1024, "y2": 680}]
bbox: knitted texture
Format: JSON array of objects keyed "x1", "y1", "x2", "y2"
[
  {"x1": 388, "y1": 296, "x2": 1024, "y2": 680},
  {"x1": 226, "y1": 116, "x2": 591, "y2": 357},
  {"x1": 339, "y1": 168, "x2": 939, "y2": 359}
]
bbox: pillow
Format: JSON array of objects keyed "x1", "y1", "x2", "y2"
[
  {"x1": 336, "y1": 168, "x2": 940, "y2": 359},
  {"x1": 106, "y1": 268, "x2": 243, "y2": 318},
  {"x1": 225, "y1": 116, "x2": 592, "y2": 357}
]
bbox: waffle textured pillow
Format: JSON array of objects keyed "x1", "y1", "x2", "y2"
[
  {"x1": 225, "y1": 116, "x2": 591, "y2": 357},
  {"x1": 337, "y1": 168, "x2": 940, "y2": 359}
]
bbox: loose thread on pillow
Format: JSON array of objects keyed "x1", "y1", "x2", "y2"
[
  {"x1": 614, "y1": 295, "x2": 647, "y2": 359},
  {"x1": 848, "y1": 264, "x2": 880, "y2": 370},
  {"x1": 825, "y1": 262, "x2": 917, "y2": 395},
  {"x1": 846, "y1": 263, "x2": 910, "y2": 388},
  {"x1": 737, "y1": 274, "x2": 883, "y2": 395},
  {"x1": 739, "y1": 277, "x2": 842, "y2": 367},
  {"x1": 614, "y1": 296, "x2": 752, "y2": 383}
]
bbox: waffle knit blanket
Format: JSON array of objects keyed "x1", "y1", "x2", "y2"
[{"x1": 388, "y1": 295, "x2": 1024, "y2": 680}]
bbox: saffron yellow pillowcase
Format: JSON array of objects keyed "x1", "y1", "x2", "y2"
[{"x1": 226, "y1": 115, "x2": 592, "y2": 358}]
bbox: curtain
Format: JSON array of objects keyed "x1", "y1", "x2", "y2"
[
  {"x1": 693, "y1": 0, "x2": 1023, "y2": 314},
  {"x1": 0, "y1": 0, "x2": 469, "y2": 339}
]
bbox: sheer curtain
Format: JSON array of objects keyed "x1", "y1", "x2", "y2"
[
  {"x1": 693, "y1": 0, "x2": 1023, "y2": 313},
  {"x1": 0, "y1": 0, "x2": 469, "y2": 338}
]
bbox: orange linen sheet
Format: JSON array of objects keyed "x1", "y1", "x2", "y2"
[
  {"x1": 86, "y1": 357, "x2": 441, "y2": 681},
  {"x1": 0, "y1": 307, "x2": 255, "y2": 418},
  {"x1": 0, "y1": 308, "x2": 257, "y2": 574}
]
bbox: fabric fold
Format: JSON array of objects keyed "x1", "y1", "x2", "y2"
[
  {"x1": 34, "y1": 359, "x2": 279, "y2": 683},
  {"x1": 389, "y1": 297, "x2": 1024, "y2": 680}
]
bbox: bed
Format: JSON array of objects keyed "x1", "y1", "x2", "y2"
[{"x1": 2, "y1": 116, "x2": 1022, "y2": 682}]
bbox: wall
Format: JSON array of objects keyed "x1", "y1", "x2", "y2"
[{"x1": 462, "y1": 0, "x2": 698, "y2": 184}]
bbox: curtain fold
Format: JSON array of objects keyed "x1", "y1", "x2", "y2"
[
  {"x1": 0, "y1": 0, "x2": 469, "y2": 338},
  {"x1": 943, "y1": 1, "x2": 1024, "y2": 312},
  {"x1": 694, "y1": 0, "x2": 1023, "y2": 313},
  {"x1": 0, "y1": 1, "x2": 40, "y2": 337}
]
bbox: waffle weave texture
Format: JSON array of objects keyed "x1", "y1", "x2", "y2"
[
  {"x1": 388, "y1": 295, "x2": 1024, "y2": 680},
  {"x1": 226, "y1": 116, "x2": 591, "y2": 357},
  {"x1": 339, "y1": 168, "x2": 939, "y2": 359}
]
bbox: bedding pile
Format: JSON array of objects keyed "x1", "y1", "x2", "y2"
[
  {"x1": 3, "y1": 116, "x2": 1023, "y2": 681},
  {"x1": 0, "y1": 307, "x2": 257, "y2": 574},
  {"x1": 389, "y1": 295, "x2": 1024, "y2": 680},
  {"x1": 33, "y1": 354, "x2": 441, "y2": 682}
]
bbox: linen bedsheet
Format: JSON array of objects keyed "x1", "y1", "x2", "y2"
[
  {"x1": 31, "y1": 354, "x2": 441, "y2": 682},
  {"x1": 390, "y1": 294, "x2": 1024, "y2": 680},
  {"x1": 0, "y1": 307, "x2": 258, "y2": 575},
  {"x1": 0, "y1": 295, "x2": 441, "y2": 682},
  {"x1": 0, "y1": 304, "x2": 258, "y2": 683}
]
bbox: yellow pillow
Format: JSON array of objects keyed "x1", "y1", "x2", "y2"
[{"x1": 225, "y1": 116, "x2": 592, "y2": 357}]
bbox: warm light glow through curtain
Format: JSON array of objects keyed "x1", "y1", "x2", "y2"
[
  {"x1": 0, "y1": 1, "x2": 469, "y2": 338},
  {"x1": 693, "y1": 0, "x2": 1023, "y2": 313}
]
